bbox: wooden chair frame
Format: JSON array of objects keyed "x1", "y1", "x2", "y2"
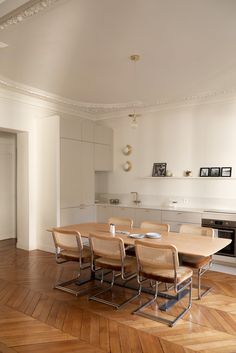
[
  {"x1": 89, "y1": 233, "x2": 139, "y2": 309},
  {"x1": 140, "y1": 221, "x2": 170, "y2": 232},
  {"x1": 179, "y1": 224, "x2": 214, "y2": 299},
  {"x1": 133, "y1": 241, "x2": 192, "y2": 327},
  {"x1": 52, "y1": 228, "x2": 92, "y2": 296}
]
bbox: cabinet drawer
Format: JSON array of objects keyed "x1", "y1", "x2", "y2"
[
  {"x1": 112, "y1": 207, "x2": 136, "y2": 222},
  {"x1": 135, "y1": 208, "x2": 161, "y2": 227},
  {"x1": 96, "y1": 205, "x2": 114, "y2": 223},
  {"x1": 162, "y1": 210, "x2": 201, "y2": 224}
]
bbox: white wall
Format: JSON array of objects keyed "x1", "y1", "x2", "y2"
[
  {"x1": 0, "y1": 92, "x2": 61, "y2": 250},
  {"x1": 98, "y1": 100, "x2": 236, "y2": 209},
  {"x1": 0, "y1": 132, "x2": 16, "y2": 240},
  {"x1": 35, "y1": 115, "x2": 60, "y2": 252}
]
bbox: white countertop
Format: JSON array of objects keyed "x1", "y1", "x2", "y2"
[{"x1": 96, "y1": 203, "x2": 236, "y2": 215}]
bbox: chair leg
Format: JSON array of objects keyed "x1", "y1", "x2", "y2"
[
  {"x1": 133, "y1": 279, "x2": 192, "y2": 327},
  {"x1": 196, "y1": 267, "x2": 212, "y2": 300},
  {"x1": 54, "y1": 264, "x2": 93, "y2": 296},
  {"x1": 89, "y1": 270, "x2": 140, "y2": 309},
  {"x1": 55, "y1": 277, "x2": 92, "y2": 296}
]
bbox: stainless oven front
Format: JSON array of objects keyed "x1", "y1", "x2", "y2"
[{"x1": 202, "y1": 219, "x2": 236, "y2": 257}]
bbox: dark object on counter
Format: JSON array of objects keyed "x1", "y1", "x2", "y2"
[{"x1": 109, "y1": 199, "x2": 120, "y2": 204}]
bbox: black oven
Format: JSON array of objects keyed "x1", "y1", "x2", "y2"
[{"x1": 202, "y1": 219, "x2": 236, "y2": 257}]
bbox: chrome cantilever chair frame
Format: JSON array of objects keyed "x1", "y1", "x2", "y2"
[
  {"x1": 133, "y1": 241, "x2": 192, "y2": 327},
  {"x1": 89, "y1": 233, "x2": 139, "y2": 309},
  {"x1": 52, "y1": 228, "x2": 92, "y2": 296},
  {"x1": 179, "y1": 224, "x2": 214, "y2": 300}
]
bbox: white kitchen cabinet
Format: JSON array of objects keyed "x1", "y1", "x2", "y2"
[
  {"x1": 94, "y1": 144, "x2": 113, "y2": 171},
  {"x1": 112, "y1": 206, "x2": 136, "y2": 222},
  {"x1": 96, "y1": 205, "x2": 115, "y2": 223},
  {"x1": 60, "y1": 117, "x2": 82, "y2": 141},
  {"x1": 94, "y1": 125, "x2": 113, "y2": 145},
  {"x1": 82, "y1": 119, "x2": 94, "y2": 142},
  {"x1": 61, "y1": 205, "x2": 96, "y2": 226},
  {"x1": 162, "y1": 210, "x2": 201, "y2": 232},
  {"x1": 96, "y1": 205, "x2": 136, "y2": 224},
  {"x1": 135, "y1": 208, "x2": 162, "y2": 227},
  {"x1": 81, "y1": 142, "x2": 94, "y2": 204},
  {"x1": 60, "y1": 138, "x2": 94, "y2": 208}
]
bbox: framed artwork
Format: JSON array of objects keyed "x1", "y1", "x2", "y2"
[
  {"x1": 221, "y1": 167, "x2": 232, "y2": 177},
  {"x1": 199, "y1": 167, "x2": 210, "y2": 177},
  {"x1": 210, "y1": 167, "x2": 220, "y2": 177},
  {"x1": 152, "y1": 163, "x2": 167, "y2": 177}
]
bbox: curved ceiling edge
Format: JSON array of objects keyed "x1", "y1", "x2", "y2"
[{"x1": 1, "y1": 74, "x2": 236, "y2": 120}]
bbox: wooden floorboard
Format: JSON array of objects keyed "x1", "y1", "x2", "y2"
[{"x1": 0, "y1": 239, "x2": 235, "y2": 352}]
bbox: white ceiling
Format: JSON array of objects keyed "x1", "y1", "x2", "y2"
[{"x1": 0, "y1": 0, "x2": 236, "y2": 113}]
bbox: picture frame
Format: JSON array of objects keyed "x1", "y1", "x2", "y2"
[
  {"x1": 221, "y1": 167, "x2": 232, "y2": 177},
  {"x1": 210, "y1": 167, "x2": 220, "y2": 177},
  {"x1": 199, "y1": 167, "x2": 210, "y2": 177},
  {"x1": 152, "y1": 163, "x2": 167, "y2": 177}
]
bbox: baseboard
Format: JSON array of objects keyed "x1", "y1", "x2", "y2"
[
  {"x1": 0, "y1": 234, "x2": 16, "y2": 241},
  {"x1": 36, "y1": 243, "x2": 55, "y2": 254}
]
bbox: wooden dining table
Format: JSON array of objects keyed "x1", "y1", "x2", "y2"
[
  {"x1": 50, "y1": 222, "x2": 232, "y2": 309},
  {"x1": 54, "y1": 222, "x2": 231, "y2": 257}
]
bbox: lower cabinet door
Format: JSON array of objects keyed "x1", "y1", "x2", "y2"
[
  {"x1": 96, "y1": 205, "x2": 114, "y2": 223},
  {"x1": 60, "y1": 205, "x2": 96, "y2": 225},
  {"x1": 135, "y1": 209, "x2": 162, "y2": 227}
]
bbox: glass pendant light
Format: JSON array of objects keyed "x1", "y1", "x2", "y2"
[{"x1": 129, "y1": 54, "x2": 141, "y2": 128}]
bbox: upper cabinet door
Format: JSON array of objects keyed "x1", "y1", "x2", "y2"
[
  {"x1": 60, "y1": 139, "x2": 95, "y2": 207},
  {"x1": 94, "y1": 144, "x2": 113, "y2": 171},
  {"x1": 82, "y1": 119, "x2": 94, "y2": 142},
  {"x1": 94, "y1": 125, "x2": 113, "y2": 171},
  {"x1": 94, "y1": 125, "x2": 113, "y2": 145},
  {"x1": 60, "y1": 138, "x2": 83, "y2": 208},
  {"x1": 60, "y1": 117, "x2": 82, "y2": 140},
  {"x1": 81, "y1": 142, "x2": 94, "y2": 204}
]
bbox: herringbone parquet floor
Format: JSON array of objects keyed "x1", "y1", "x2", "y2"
[{"x1": 0, "y1": 239, "x2": 235, "y2": 353}]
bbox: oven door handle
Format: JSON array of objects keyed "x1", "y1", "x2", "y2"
[{"x1": 217, "y1": 229, "x2": 234, "y2": 233}]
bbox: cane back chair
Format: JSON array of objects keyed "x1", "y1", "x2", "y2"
[
  {"x1": 108, "y1": 217, "x2": 133, "y2": 228},
  {"x1": 52, "y1": 228, "x2": 91, "y2": 296},
  {"x1": 89, "y1": 233, "x2": 139, "y2": 309},
  {"x1": 140, "y1": 221, "x2": 170, "y2": 232},
  {"x1": 133, "y1": 240, "x2": 193, "y2": 327},
  {"x1": 179, "y1": 224, "x2": 214, "y2": 299}
]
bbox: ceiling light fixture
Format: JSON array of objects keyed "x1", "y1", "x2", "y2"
[{"x1": 129, "y1": 54, "x2": 141, "y2": 129}]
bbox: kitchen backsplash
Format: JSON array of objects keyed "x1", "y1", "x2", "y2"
[{"x1": 95, "y1": 192, "x2": 236, "y2": 210}]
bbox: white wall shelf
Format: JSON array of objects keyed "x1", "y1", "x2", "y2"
[{"x1": 142, "y1": 177, "x2": 236, "y2": 180}]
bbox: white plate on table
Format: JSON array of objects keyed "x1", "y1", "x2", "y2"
[
  {"x1": 115, "y1": 230, "x2": 130, "y2": 235},
  {"x1": 145, "y1": 232, "x2": 161, "y2": 239},
  {"x1": 128, "y1": 233, "x2": 146, "y2": 239}
]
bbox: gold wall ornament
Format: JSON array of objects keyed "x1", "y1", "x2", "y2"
[
  {"x1": 122, "y1": 144, "x2": 132, "y2": 156},
  {"x1": 123, "y1": 161, "x2": 132, "y2": 172}
]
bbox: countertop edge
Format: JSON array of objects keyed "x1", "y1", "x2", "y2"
[{"x1": 95, "y1": 203, "x2": 236, "y2": 214}]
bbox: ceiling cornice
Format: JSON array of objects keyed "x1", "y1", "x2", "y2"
[
  {"x1": 0, "y1": 0, "x2": 60, "y2": 31},
  {"x1": 1, "y1": 74, "x2": 236, "y2": 120}
]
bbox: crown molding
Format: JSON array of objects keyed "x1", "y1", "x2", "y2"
[
  {"x1": 1, "y1": 74, "x2": 236, "y2": 120},
  {"x1": 0, "y1": 0, "x2": 61, "y2": 30}
]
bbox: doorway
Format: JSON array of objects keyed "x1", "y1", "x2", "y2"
[{"x1": 0, "y1": 132, "x2": 16, "y2": 241}]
